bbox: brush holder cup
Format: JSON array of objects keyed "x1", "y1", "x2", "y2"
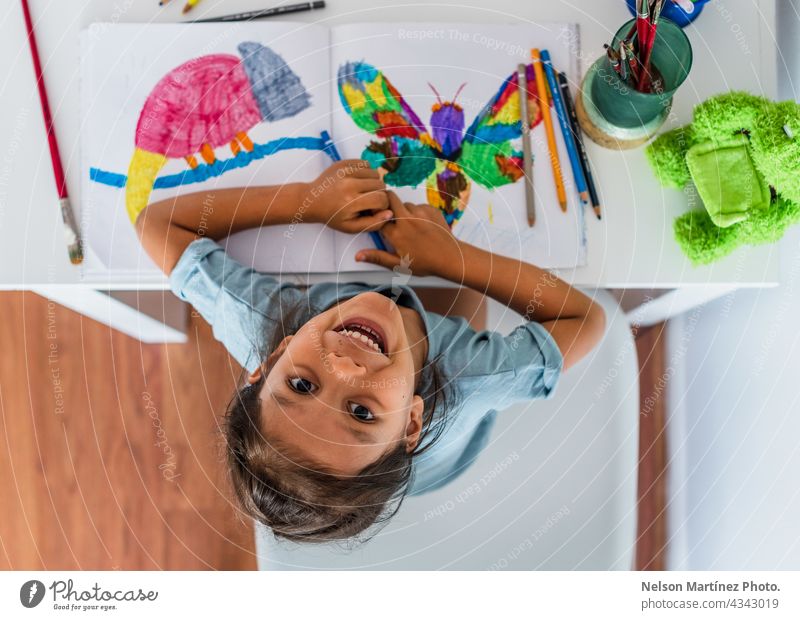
[{"x1": 576, "y1": 18, "x2": 692, "y2": 149}]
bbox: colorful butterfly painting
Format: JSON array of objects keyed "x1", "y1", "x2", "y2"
[{"x1": 338, "y1": 61, "x2": 546, "y2": 226}]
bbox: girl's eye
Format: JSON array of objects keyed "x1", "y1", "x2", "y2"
[
  {"x1": 287, "y1": 377, "x2": 317, "y2": 394},
  {"x1": 347, "y1": 402, "x2": 375, "y2": 422}
]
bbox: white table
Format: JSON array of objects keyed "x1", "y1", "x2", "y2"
[{"x1": 0, "y1": 0, "x2": 779, "y2": 341}]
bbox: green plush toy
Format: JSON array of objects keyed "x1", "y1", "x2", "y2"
[{"x1": 646, "y1": 92, "x2": 800, "y2": 265}]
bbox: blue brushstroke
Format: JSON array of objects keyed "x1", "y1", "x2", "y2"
[
  {"x1": 89, "y1": 134, "x2": 330, "y2": 191},
  {"x1": 88, "y1": 130, "x2": 388, "y2": 253},
  {"x1": 90, "y1": 168, "x2": 127, "y2": 188}
]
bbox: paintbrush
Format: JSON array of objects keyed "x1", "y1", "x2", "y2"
[
  {"x1": 624, "y1": 38, "x2": 640, "y2": 82},
  {"x1": 638, "y1": 0, "x2": 665, "y2": 91},
  {"x1": 20, "y1": 0, "x2": 83, "y2": 264},
  {"x1": 604, "y1": 44, "x2": 622, "y2": 76},
  {"x1": 636, "y1": 0, "x2": 650, "y2": 56}
]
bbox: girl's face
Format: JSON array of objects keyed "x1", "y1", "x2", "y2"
[{"x1": 251, "y1": 292, "x2": 426, "y2": 475}]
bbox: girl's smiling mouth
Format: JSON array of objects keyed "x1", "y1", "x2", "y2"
[{"x1": 333, "y1": 317, "x2": 389, "y2": 355}]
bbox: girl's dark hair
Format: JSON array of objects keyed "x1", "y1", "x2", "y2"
[{"x1": 223, "y1": 288, "x2": 454, "y2": 545}]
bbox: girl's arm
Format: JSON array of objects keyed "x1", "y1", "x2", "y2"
[
  {"x1": 355, "y1": 193, "x2": 605, "y2": 371},
  {"x1": 136, "y1": 160, "x2": 392, "y2": 275}
]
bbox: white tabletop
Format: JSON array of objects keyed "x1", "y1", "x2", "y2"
[{"x1": 0, "y1": 0, "x2": 779, "y2": 290}]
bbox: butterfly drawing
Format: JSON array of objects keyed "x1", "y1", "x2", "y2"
[{"x1": 338, "y1": 61, "x2": 546, "y2": 227}]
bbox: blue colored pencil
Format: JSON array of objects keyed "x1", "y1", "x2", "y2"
[
  {"x1": 558, "y1": 72, "x2": 602, "y2": 220},
  {"x1": 320, "y1": 132, "x2": 388, "y2": 252},
  {"x1": 540, "y1": 50, "x2": 589, "y2": 205}
]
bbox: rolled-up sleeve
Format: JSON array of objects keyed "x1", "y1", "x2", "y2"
[
  {"x1": 501, "y1": 320, "x2": 563, "y2": 402},
  {"x1": 169, "y1": 238, "x2": 299, "y2": 372},
  {"x1": 427, "y1": 312, "x2": 564, "y2": 411}
]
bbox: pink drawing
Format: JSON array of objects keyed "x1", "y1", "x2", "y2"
[
  {"x1": 125, "y1": 41, "x2": 311, "y2": 223},
  {"x1": 135, "y1": 54, "x2": 262, "y2": 163}
]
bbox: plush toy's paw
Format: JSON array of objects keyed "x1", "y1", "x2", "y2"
[
  {"x1": 646, "y1": 126, "x2": 695, "y2": 188},
  {"x1": 750, "y1": 100, "x2": 800, "y2": 204},
  {"x1": 740, "y1": 195, "x2": 800, "y2": 245},
  {"x1": 674, "y1": 209, "x2": 741, "y2": 265},
  {"x1": 675, "y1": 196, "x2": 800, "y2": 265}
]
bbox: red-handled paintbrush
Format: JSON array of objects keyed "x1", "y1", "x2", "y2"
[{"x1": 20, "y1": 0, "x2": 83, "y2": 264}]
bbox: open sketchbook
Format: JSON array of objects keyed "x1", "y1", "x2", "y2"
[{"x1": 81, "y1": 22, "x2": 586, "y2": 275}]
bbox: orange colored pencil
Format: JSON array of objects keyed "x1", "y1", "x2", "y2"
[
  {"x1": 182, "y1": 0, "x2": 200, "y2": 14},
  {"x1": 531, "y1": 48, "x2": 567, "y2": 212}
]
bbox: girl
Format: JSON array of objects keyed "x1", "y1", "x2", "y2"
[{"x1": 136, "y1": 160, "x2": 605, "y2": 543}]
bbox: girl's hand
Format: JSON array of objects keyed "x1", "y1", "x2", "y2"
[
  {"x1": 304, "y1": 160, "x2": 393, "y2": 233},
  {"x1": 355, "y1": 192, "x2": 463, "y2": 278}
]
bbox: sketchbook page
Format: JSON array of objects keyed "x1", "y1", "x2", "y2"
[
  {"x1": 330, "y1": 23, "x2": 585, "y2": 272},
  {"x1": 81, "y1": 22, "x2": 333, "y2": 274}
]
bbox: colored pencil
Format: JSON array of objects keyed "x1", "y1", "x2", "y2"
[
  {"x1": 322, "y1": 135, "x2": 388, "y2": 253},
  {"x1": 531, "y1": 49, "x2": 567, "y2": 212},
  {"x1": 182, "y1": 0, "x2": 201, "y2": 14},
  {"x1": 517, "y1": 64, "x2": 535, "y2": 227},
  {"x1": 540, "y1": 50, "x2": 588, "y2": 206},
  {"x1": 558, "y1": 72, "x2": 601, "y2": 220},
  {"x1": 20, "y1": 0, "x2": 83, "y2": 264},
  {"x1": 195, "y1": 1, "x2": 325, "y2": 22}
]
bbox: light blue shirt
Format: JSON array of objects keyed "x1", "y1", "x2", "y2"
[{"x1": 170, "y1": 238, "x2": 563, "y2": 495}]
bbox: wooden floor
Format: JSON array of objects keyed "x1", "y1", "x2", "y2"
[
  {"x1": 0, "y1": 292, "x2": 668, "y2": 570},
  {"x1": 0, "y1": 292, "x2": 256, "y2": 570}
]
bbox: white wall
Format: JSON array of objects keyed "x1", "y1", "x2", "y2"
[
  {"x1": 665, "y1": 0, "x2": 800, "y2": 565},
  {"x1": 778, "y1": 0, "x2": 800, "y2": 102},
  {"x1": 665, "y1": 236, "x2": 800, "y2": 570},
  {"x1": 665, "y1": 0, "x2": 800, "y2": 572}
]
